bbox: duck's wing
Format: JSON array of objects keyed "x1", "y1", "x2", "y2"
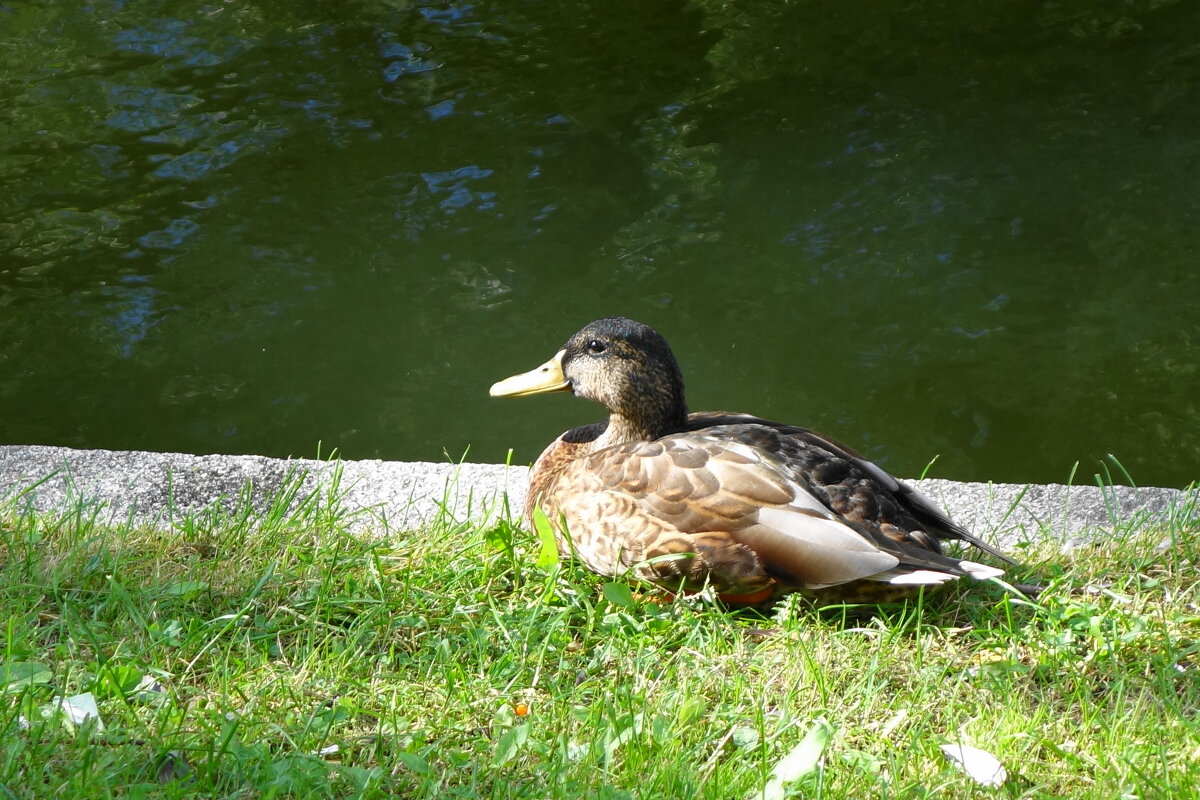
[
  {"x1": 557, "y1": 430, "x2": 988, "y2": 594},
  {"x1": 686, "y1": 412, "x2": 1015, "y2": 564}
]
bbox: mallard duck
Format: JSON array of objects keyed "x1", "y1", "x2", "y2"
[{"x1": 490, "y1": 317, "x2": 1012, "y2": 604}]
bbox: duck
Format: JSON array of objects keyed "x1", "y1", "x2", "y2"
[{"x1": 489, "y1": 316, "x2": 1013, "y2": 604}]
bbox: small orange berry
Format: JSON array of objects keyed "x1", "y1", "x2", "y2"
[{"x1": 514, "y1": 702, "x2": 529, "y2": 717}]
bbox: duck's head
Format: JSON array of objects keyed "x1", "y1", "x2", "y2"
[{"x1": 490, "y1": 317, "x2": 689, "y2": 439}]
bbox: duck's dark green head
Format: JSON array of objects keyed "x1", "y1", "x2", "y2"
[{"x1": 490, "y1": 316, "x2": 689, "y2": 439}]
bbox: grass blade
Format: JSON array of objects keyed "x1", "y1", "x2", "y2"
[{"x1": 754, "y1": 718, "x2": 833, "y2": 800}]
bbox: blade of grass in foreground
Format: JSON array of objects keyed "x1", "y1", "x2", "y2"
[{"x1": 754, "y1": 718, "x2": 833, "y2": 800}]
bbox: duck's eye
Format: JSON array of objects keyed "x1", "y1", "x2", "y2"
[{"x1": 585, "y1": 339, "x2": 607, "y2": 354}]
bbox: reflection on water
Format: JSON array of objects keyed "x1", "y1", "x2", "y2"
[{"x1": 1, "y1": 0, "x2": 1197, "y2": 487}]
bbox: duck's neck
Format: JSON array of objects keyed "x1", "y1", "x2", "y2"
[{"x1": 594, "y1": 404, "x2": 688, "y2": 451}]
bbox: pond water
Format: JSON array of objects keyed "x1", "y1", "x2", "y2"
[{"x1": 3, "y1": 0, "x2": 1198, "y2": 487}]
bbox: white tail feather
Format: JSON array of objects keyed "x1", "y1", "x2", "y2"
[
  {"x1": 876, "y1": 569, "x2": 958, "y2": 586},
  {"x1": 959, "y1": 560, "x2": 1004, "y2": 580}
]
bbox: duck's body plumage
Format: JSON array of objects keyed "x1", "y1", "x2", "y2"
[{"x1": 491, "y1": 317, "x2": 1011, "y2": 604}]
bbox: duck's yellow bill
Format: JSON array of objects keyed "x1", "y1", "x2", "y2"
[{"x1": 489, "y1": 350, "x2": 571, "y2": 397}]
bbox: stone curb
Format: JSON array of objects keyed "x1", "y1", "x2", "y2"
[{"x1": 1, "y1": 445, "x2": 1195, "y2": 549}]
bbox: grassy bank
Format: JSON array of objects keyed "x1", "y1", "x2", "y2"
[{"x1": 1, "y1": 475, "x2": 1197, "y2": 799}]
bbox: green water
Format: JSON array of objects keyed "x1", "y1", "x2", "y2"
[{"x1": 2, "y1": 0, "x2": 1198, "y2": 486}]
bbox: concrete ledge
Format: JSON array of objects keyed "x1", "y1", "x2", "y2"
[{"x1": 1, "y1": 445, "x2": 1195, "y2": 548}]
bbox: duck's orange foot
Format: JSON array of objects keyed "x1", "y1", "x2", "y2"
[{"x1": 717, "y1": 587, "x2": 775, "y2": 605}]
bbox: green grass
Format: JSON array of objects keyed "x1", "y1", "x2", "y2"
[{"x1": 1, "y1": 473, "x2": 1198, "y2": 799}]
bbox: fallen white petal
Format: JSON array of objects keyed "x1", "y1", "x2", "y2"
[
  {"x1": 940, "y1": 743, "x2": 1006, "y2": 787},
  {"x1": 55, "y1": 692, "x2": 105, "y2": 732},
  {"x1": 879, "y1": 708, "x2": 908, "y2": 738},
  {"x1": 132, "y1": 675, "x2": 167, "y2": 704}
]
